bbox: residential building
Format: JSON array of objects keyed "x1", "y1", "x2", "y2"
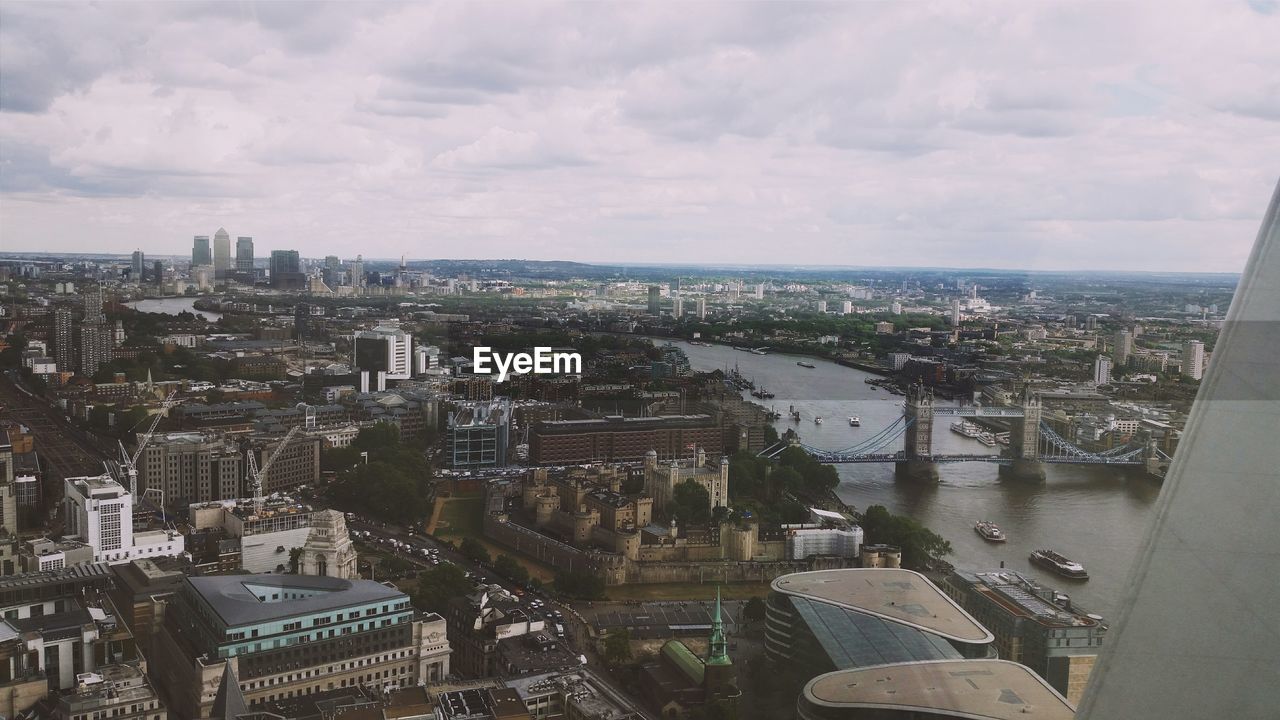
[
  {"x1": 1113, "y1": 329, "x2": 1133, "y2": 366},
  {"x1": 139, "y1": 432, "x2": 244, "y2": 507},
  {"x1": 1092, "y1": 355, "x2": 1112, "y2": 386},
  {"x1": 940, "y1": 569, "x2": 1107, "y2": 703},
  {"x1": 673, "y1": 296, "x2": 684, "y2": 319},
  {"x1": 1181, "y1": 339, "x2": 1205, "y2": 380},
  {"x1": 150, "y1": 575, "x2": 451, "y2": 718},
  {"x1": 696, "y1": 297, "x2": 707, "y2": 319},
  {"x1": 53, "y1": 307, "x2": 74, "y2": 374},
  {"x1": 530, "y1": 415, "x2": 722, "y2": 465}
]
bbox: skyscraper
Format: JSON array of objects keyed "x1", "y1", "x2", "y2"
[
  {"x1": 213, "y1": 227, "x2": 231, "y2": 278},
  {"x1": 269, "y1": 250, "x2": 304, "y2": 290},
  {"x1": 53, "y1": 307, "x2": 74, "y2": 373},
  {"x1": 351, "y1": 255, "x2": 365, "y2": 288},
  {"x1": 153, "y1": 260, "x2": 163, "y2": 286},
  {"x1": 673, "y1": 296, "x2": 684, "y2": 319},
  {"x1": 192, "y1": 235, "x2": 212, "y2": 266},
  {"x1": 1114, "y1": 330, "x2": 1133, "y2": 366},
  {"x1": 696, "y1": 297, "x2": 707, "y2": 319},
  {"x1": 950, "y1": 298, "x2": 962, "y2": 326},
  {"x1": 235, "y1": 236, "x2": 254, "y2": 272},
  {"x1": 130, "y1": 250, "x2": 145, "y2": 283},
  {"x1": 1181, "y1": 339, "x2": 1205, "y2": 380},
  {"x1": 647, "y1": 285, "x2": 661, "y2": 315},
  {"x1": 78, "y1": 285, "x2": 111, "y2": 376}
]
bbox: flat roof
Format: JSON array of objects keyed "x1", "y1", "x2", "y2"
[
  {"x1": 804, "y1": 660, "x2": 1075, "y2": 719},
  {"x1": 186, "y1": 575, "x2": 404, "y2": 628},
  {"x1": 771, "y1": 569, "x2": 993, "y2": 645}
]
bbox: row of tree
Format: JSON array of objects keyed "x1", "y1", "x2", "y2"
[{"x1": 323, "y1": 424, "x2": 433, "y2": 525}]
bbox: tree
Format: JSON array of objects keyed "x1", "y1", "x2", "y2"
[
  {"x1": 743, "y1": 596, "x2": 766, "y2": 623},
  {"x1": 461, "y1": 537, "x2": 491, "y2": 565},
  {"x1": 672, "y1": 479, "x2": 711, "y2": 525},
  {"x1": 416, "y1": 563, "x2": 474, "y2": 615},
  {"x1": 602, "y1": 628, "x2": 632, "y2": 666},
  {"x1": 728, "y1": 451, "x2": 764, "y2": 500},
  {"x1": 554, "y1": 570, "x2": 606, "y2": 600},
  {"x1": 859, "y1": 505, "x2": 952, "y2": 569},
  {"x1": 493, "y1": 554, "x2": 529, "y2": 585}
]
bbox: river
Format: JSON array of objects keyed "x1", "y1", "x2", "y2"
[
  {"x1": 125, "y1": 297, "x2": 222, "y2": 321},
  {"x1": 658, "y1": 339, "x2": 1161, "y2": 620}
]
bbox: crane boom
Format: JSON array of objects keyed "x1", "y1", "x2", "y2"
[
  {"x1": 249, "y1": 425, "x2": 302, "y2": 512},
  {"x1": 120, "y1": 390, "x2": 179, "y2": 502}
]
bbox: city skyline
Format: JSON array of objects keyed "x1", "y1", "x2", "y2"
[{"x1": 2, "y1": 2, "x2": 1277, "y2": 273}]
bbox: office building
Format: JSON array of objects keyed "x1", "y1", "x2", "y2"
[
  {"x1": 213, "y1": 227, "x2": 231, "y2": 278},
  {"x1": 1113, "y1": 329, "x2": 1133, "y2": 366},
  {"x1": 447, "y1": 399, "x2": 512, "y2": 468},
  {"x1": 350, "y1": 254, "x2": 365, "y2": 287},
  {"x1": 353, "y1": 323, "x2": 413, "y2": 382},
  {"x1": 797, "y1": 660, "x2": 1075, "y2": 720},
  {"x1": 192, "y1": 235, "x2": 212, "y2": 266},
  {"x1": 190, "y1": 495, "x2": 314, "y2": 574},
  {"x1": 62, "y1": 475, "x2": 185, "y2": 565},
  {"x1": 150, "y1": 574, "x2": 451, "y2": 718},
  {"x1": 648, "y1": 285, "x2": 661, "y2": 315},
  {"x1": 139, "y1": 432, "x2": 244, "y2": 507},
  {"x1": 54, "y1": 663, "x2": 169, "y2": 720},
  {"x1": 1093, "y1": 355, "x2": 1112, "y2": 386},
  {"x1": 269, "y1": 249, "x2": 305, "y2": 290},
  {"x1": 765, "y1": 569, "x2": 994, "y2": 681},
  {"x1": 248, "y1": 433, "x2": 322, "y2": 496},
  {"x1": 530, "y1": 414, "x2": 722, "y2": 465},
  {"x1": 941, "y1": 569, "x2": 1106, "y2": 703},
  {"x1": 130, "y1": 250, "x2": 145, "y2": 283},
  {"x1": 235, "y1": 236, "x2": 254, "y2": 272},
  {"x1": 0, "y1": 432, "x2": 16, "y2": 538},
  {"x1": 152, "y1": 260, "x2": 164, "y2": 285},
  {"x1": 1181, "y1": 339, "x2": 1205, "y2": 380}
]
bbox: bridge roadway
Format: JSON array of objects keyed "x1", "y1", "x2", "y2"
[{"x1": 800, "y1": 450, "x2": 1144, "y2": 465}]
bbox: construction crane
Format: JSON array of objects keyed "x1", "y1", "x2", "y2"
[
  {"x1": 247, "y1": 425, "x2": 302, "y2": 514},
  {"x1": 117, "y1": 390, "x2": 179, "y2": 504}
]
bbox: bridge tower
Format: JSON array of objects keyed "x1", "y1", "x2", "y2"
[
  {"x1": 897, "y1": 384, "x2": 939, "y2": 482},
  {"x1": 1000, "y1": 387, "x2": 1047, "y2": 482}
]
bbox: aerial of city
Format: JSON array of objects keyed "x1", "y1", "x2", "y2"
[{"x1": 2, "y1": 3, "x2": 1277, "y2": 720}]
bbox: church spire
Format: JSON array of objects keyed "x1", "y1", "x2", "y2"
[{"x1": 706, "y1": 586, "x2": 730, "y2": 666}]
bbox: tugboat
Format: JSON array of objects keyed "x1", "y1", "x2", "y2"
[
  {"x1": 1030, "y1": 550, "x2": 1089, "y2": 579},
  {"x1": 974, "y1": 520, "x2": 1007, "y2": 542},
  {"x1": 797, "y1": 360, "x2": 816, "y2": 369},
  {"x1": 848, "y1": 416, "x2": 861, "y2": 427}
]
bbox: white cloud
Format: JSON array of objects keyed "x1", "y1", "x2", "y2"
[{"x1": 0, "y1": 1, "x2": 1276, "y2": 272}]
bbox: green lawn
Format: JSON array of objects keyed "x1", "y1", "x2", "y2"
[{"x1": 432, "y1": 496, "x2": 485, "y2": 540}]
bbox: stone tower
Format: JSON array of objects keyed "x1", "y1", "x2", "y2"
[{"x1": 300, "y1": 509, "x2": 357, "y2": 579}]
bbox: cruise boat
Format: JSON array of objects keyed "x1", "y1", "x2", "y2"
[
  {"x1": 978, "y1": 432, "x2": 998, "y2": 447},
  {"x1": 848, "y1": 417, "x2": 861, "y2": 427},
  {"x1": 974, "y1": 520, "x2": 1007, "y2": 542},
  {"x1": 950, "y1": 420, "x2": 982, "y2": 438},
  {"x1": 797, "y1": 361, "x2": 816, "y2": 369},
  {"x1": 1030, "y1": 550, "x2": 1089, "y2": 579}
]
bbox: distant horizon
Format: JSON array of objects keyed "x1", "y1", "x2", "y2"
[{"x1": 0, "y1": 250, "x2": 1243, "y2": 279}]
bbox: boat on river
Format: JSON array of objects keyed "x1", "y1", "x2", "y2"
[
  {"x1": 974, "y1": 520, "x2": 1007, "y2": 542},
  {"x1": 1030, "y1": 550, "x2": 1088, "y2": 579}
]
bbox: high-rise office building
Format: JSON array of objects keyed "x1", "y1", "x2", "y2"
[
  {"x1": 53, "y1": 307, "x2": 74, "y2": 373},
  {"x1": 192, "y1": 235, "x2": 212, "y2": 266},
  {"x1": 1114, "y1": 329, "x2": 1133, "y2": 366},
  {"x1": 130, "y1": 250, "x2": 145, "y2": 283},
  {"x1": 1093, "y1": 355, "x2": 1113, "y2": 386},
  {"x1": 323, "y1": 255, "x2": 342, "y2": 287},
  {"x1": 212, "y1": 227, "x2": 231, "y2": 278},
  {"x1": 269, "y1": 250, "x2": 304, "y2": 290},
  {"x1": 1181, "y1": 339, "x2": 1205, "y2": 380},
  {"x1": 235, "y1": 236, "x2": 254, "y2": 272},
  {"x1": 647, "y1": 285, "x2": 661, "y2": 315},
  {"x1": 152, "y1": 260, "x2": 163, "y2": 285}
]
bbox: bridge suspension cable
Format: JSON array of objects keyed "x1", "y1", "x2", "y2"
[{"x1": 1038, "y1": 421, "x2": 1145, "y2": 463}]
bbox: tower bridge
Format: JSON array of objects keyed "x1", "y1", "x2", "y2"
[{"x1": 758, "y1": 384, "x2": 1154, "y2": 482}]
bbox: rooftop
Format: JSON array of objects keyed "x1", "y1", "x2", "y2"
[
  {"x1": 186, "y1": 575, "x2": 404, "y2": 628},
  {"x1": 804, "y1": 660, "x2": 1075, "y2": 719},
  {"x1": 772, "y1": 569, "x2": 993, "y2": 645}
]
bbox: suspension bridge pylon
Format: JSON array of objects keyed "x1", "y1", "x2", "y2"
[
  {"x1": 999, "y1": 386, "x2": 1048, "y2": 482},
  {"x1": 896, "y1": 383, "x2": 940, "y2": 482}
]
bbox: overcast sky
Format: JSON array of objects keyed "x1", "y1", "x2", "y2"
[{"x1": 1, "y1": 2, "x2": 1277, "y2": 272}]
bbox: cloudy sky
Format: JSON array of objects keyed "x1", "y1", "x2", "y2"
[{"x1": 1, "y1": 1, "x2": 1277, "y2": 272}]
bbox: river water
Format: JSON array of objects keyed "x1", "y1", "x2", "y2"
[
  {"x1": 125, "y1": 297, "x2": 222, "y2": 321},
  {"x1": 659, "y1": 339, "x2": 1162, "y2": 620}
]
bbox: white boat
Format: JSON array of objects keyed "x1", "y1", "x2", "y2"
[
  {"x1": 848, "y1": 417, "x2": 861, "y2": 427},
  {"x1": 814, "y1": 417, "x2": 823, "y2": 425},
  {"x1": 950, "y1": 420, "x2": 981, "y2": 438},
  {"x1": 978, "y1": 432, "x2": 998, "y2": 447}
]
